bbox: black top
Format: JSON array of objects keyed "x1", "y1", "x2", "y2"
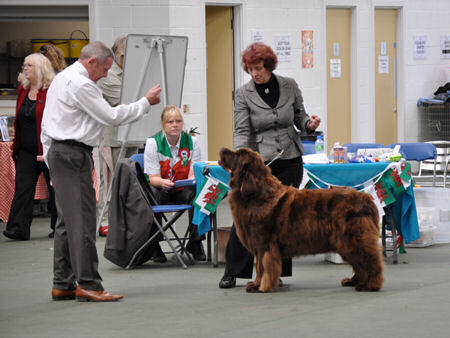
[
  {"x1": 255, "y1": 74, "x2": 280, "y2": 108},
  {"x1": 17, "y1": 95, "x2": 38, "y2": 155}
]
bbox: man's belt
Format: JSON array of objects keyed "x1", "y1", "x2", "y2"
[{"x1": 54, "y1": 139, "x2": 93, "y2": 152}]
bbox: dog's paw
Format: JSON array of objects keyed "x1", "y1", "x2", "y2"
[
  {"x1": 355, "y1": 284, "x2": 381, "y2": 292},
  {"x1": 246, "y1": 282, "x2": 259, "y2": 293},
  {"x1": 341, "y1": 277, "x2": 357, "y2": 287}
]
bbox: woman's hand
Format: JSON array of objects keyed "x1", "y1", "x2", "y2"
[
  {"x1": 36, "y1": 155, "x2": 44, "y2": 162},
  {"x1": 160, "y1": 178, "x2": 175, "y2": 190},
  {"x1": 307, "y1": 115, "x2": 321, "y2": 131}
]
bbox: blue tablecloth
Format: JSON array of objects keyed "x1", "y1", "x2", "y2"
[
  {"x1": 193, "y1": 161, "x2": 420, "y2": 243},
  {"x1": 304, "y1": 162, "x2": 420, "y2": 243},
  {"x1": 193, "y1": 162, "x2": 230, "y2": 235}
]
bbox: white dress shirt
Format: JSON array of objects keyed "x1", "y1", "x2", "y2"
[
  {"x1": 41, "y1": 61, "x2": 150, "y2": 163},
  {"x1": 144, "y1": 134, "x2": 201, "y2": 177}
]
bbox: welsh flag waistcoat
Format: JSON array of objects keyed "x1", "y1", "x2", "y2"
[{"x1": 154, "y1": 131, "x2": 193, "y2": 181}]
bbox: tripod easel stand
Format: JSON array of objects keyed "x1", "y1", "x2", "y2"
[{"x1": 96, "y1": 36, "x2": 171, "y2": 233}]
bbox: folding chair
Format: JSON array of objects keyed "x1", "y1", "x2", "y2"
[
  {"x1": 126, "y1": 153, "x2": 195, "y2": 269},
  {"x1": 388, "y1": 142, "x2": 438, "y2": 187},
  {"x1": 421, "y1": 141, "x2": 450, "y2": 187}
]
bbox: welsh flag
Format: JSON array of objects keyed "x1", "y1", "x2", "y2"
[
  {"x1": 374, "y1": 177, "x2": 396, "y2": 206},
  {"x1": 383, "y1": 167, "x2": 406, "y2": 196},
  {"x1": 364, "y1": 184, "x2": 385, "y2": 223},
  {"x1": 398, "y1": 161, "x2": 412, "y2": 188},
  {"x1": 193, "y1": 176, "x2": 229, "y2": 215}
]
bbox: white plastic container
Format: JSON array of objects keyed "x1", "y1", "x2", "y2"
[
  {"x1": 405, "y1": 225, "x2": 437, "y2": 247},
  {"x1": 406, "y1": 207, "x2": 436, "y2": 247},
  {"x1": 324, "y1": 252, "x2": 345, "y2": 264}
]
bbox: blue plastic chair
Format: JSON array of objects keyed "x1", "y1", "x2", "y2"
[
  {"x1": 127, "y1": 153, "x2": 195, "y2": 269},
  {"x1": 130, "y1": 153, "x2": 145, "y2": 169},
  {"x1": 388, "y1": 143, "x2": 438, "y2": 186},
  {"x1": 302, "y1": 140, "x2": 316, "y2": 155},
  {"x1": 342, "y1": 143, "x2": 385, "y2": 154}
]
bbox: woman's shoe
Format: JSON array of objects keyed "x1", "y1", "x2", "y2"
[
  {"x1": 186, "y1": 241, "x2": 206, "y2": 261},
  {"x1": 219, "y1": 276, "x2": 236, "y2": 289},
  {"x1": 3, "y1": 230, "x2": 29, "y2": 241},
  {"x1": 151, "y1": 243, "x2": 167, "y2": 263}
]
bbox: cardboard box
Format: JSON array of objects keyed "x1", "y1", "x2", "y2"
[{"x1": 217, "y1": 226, "x2": 232, "y2": 263}]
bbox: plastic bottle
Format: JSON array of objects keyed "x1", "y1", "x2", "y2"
[{"x1": 315, "y1": 135, "x2": 325, "y2": 154}]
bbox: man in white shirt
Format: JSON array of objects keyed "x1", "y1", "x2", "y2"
[{"x1": 41, "y1": 41, "x2": 161, "y2": 302}]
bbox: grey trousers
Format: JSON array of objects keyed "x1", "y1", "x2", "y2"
[{"x1": 48, "y1": 141, "x2": 103, "y2": 291}]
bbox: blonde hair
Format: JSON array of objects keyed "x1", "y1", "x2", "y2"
[
  {"x1": 161, "y1": 105, "x2": 183, "y2": 127},
  {"x1": 21, "y1": 53, "x2": 55, "y2": 90},
  {"x1": 39, "y1": 44, "x2": 67, "y2": 72}
]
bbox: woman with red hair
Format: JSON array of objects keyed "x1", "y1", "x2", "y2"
[{"x1": 219, "y1": 42, "x2": 321, "y2": 289}]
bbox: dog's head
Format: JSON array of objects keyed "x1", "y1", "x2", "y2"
[{"x1": 219, "y1": 147, "x2": 273, "y2": 200}]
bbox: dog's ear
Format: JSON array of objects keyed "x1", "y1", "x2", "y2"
[
  {"x1": 240, "y1": 170, "x2": 259, "y2": 198},
  {"x1": 237, "y1": 150, "x2": 265, "y2": 198}
]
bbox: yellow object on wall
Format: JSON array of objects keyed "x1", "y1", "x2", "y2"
[{"x1": 69, "y1": 30, "x2": 89, "y2": 58}]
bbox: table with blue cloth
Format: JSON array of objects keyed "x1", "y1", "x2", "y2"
[
  {"x1": 303, "y1": 163, "x2": 420, "y2": 244},
  {"x1": 193, "y1": 161, "x2": 420, "y2": 265},
  {"x1": 193, "y1": 161, "x2": 231, "y2": 266}
]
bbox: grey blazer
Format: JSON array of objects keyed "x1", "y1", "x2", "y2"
[{"x1": 233, "y1": 74, "x2": 311, "y2": 162}]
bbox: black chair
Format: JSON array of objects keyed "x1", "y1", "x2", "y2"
[{"x1": 126, "y1": 154, "x2": 195, "y2": 269}]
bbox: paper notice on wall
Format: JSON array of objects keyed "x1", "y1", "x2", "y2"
[
  {"x1": 381, "y1": 41, "x2": 387, "y2": 56},
  {"x1": 274, "y1": 35, "x2": 291, "y2": 62},
  {"x1": 378, "y1": 56, "x2": 389, "y2": 74},
  {"x1": 440, "y1": 35, "x2": 450, "y2": 59},
  {"x1": 330, "y1": 59, "x2": 341, "y2": 78},
  {"x1": 251, "y1": 30, "x2": 264, "y2": 43},
  {"x1": 414, "y1": 35, "x2": 427, "y2": 59},
  {"x1": 301, "y1": 30, "x2": 314, "y2": 68},
  {"x1": 333, "y1": 42, "x2": 339, "y2": 57}
]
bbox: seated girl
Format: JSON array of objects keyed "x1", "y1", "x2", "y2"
[{"x1": 144, "y1": 105, "x2": 205, "y2": 262}]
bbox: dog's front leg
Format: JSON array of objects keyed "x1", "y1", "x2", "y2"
[
  {"x1": 246, "y1": 255, "x2": 263, "y2": 293},
  {"x1": 258, "y1": 243, "x2": 282, "y2": 293}
]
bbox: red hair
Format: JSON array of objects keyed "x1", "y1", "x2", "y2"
[{"x1": 241, "y1": 43, "x2": 278, "y2": 73}]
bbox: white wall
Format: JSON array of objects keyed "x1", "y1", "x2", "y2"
[{"x1": 3, "y1": 0, "x2": 450, "y2": 154}]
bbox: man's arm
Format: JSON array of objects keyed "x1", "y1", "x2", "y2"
[{"x1": 75, "y1": 83, "x2": 161, "y2": 127}]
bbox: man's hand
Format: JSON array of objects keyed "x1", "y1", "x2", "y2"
[
  {"x1": 307, "y1": 115, "x2": 321, "y2": 131},
  {"x1": 145, "y1": 84, "x2": 162, "y2": 105}
]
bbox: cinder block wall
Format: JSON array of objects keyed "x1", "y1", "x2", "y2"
[{"x1": 4, "y1": 0, "x2": 448, "y2": 154}]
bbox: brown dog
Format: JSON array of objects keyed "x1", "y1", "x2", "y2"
[{"x1": 219, "y1": 147, "x2": 384, "y2": 293}]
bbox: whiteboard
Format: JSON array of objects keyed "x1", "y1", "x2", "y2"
[{"x1": 117, "y1": 34, "x2": 188, "y2": 143}]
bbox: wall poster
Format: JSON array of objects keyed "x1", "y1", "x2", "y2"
[{"x1": 301, "y1": 30, "x2": 314, "y2": 68}]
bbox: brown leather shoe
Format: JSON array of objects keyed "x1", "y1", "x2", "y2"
[
  {"x1": 51, "y1": 288, "x2": 76, "y2": 301},
  {"x1": 75, "y1": 286, "x2": 123, "y2": 302}
]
